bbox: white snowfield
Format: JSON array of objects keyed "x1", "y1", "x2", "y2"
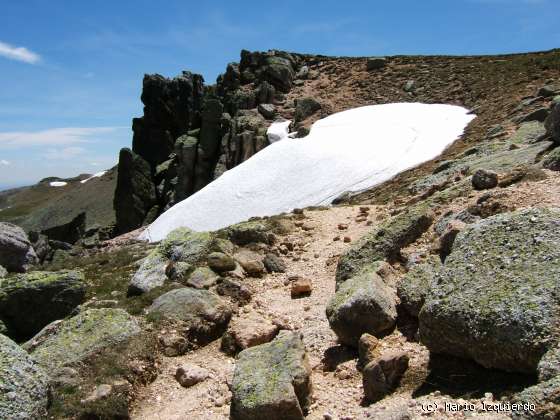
[
  {"x1": 49, "y1": 181, "x2": 67, "y2": 187},
  {"x1": 141, "y1": 103, "x2": 475, "y2": 242},
  {"x1": 80, "y1": 171, "x2": 107, "y2": 184}
]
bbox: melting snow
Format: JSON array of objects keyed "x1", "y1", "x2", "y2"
[
  {"x1": 141, "y1": 103, "x2": 475, "y2": 242},
  {"x1": 80, "y1": 171, "x2": 107, "y2": 184},
  {"x1": 49, "y1": 181, "x2": 67, "y2": 187}
]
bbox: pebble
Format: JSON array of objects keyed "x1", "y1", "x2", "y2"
[{"x1": 343, "y1": 236, "x2": 352, "y2": 243}]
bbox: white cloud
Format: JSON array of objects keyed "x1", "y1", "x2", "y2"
[
  {"x1": 0, "y1": 40, "x2": 41, "y2": 64},
  {"x1": 43, "y1": 146, "x2": 87, "y2": 160},
  {"x1": 0, "y1": 127, "x2": 119, "y2": 149},
  {"x1": 0, "y1": 159, "x2": 10, "y2": 166}
]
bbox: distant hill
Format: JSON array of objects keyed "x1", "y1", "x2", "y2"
[{"x1": 0, "y1": 167, "x2": 117, "y2": 233}]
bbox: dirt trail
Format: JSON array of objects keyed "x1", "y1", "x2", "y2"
[{"x1": 131, "y1": 204, "x2": 510, "y2": 420}]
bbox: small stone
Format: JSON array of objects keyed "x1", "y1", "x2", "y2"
[
  {"x1": 263, "y1": 253, "x2": 287, "y2": 273},
  {"x1": 362, "y1": 350, "x2": 409, "y2": 402},
  {"x1": 291, "y1": 276, "x2": 312, "y2": 298},
  {"x1": 471, "y1": 169, "x2": 498, "y2": 190},
  {"x1": 338, "y1": 223, "x2": 349, "y2": 230},
  {"x1": 333, "y1": 236, "x2": 341, "y2": 241},
  {"x1": 343, "y1": 236, "x2": 352, "y2": 243},
  {"x1": 358, "y1": 333, "x2": 380, "y2": 368},
  {"x1": 293, "y1": 208, "x2": 304, "y2": 215},
  {"x1": 366, "y1": 57, "x2": 386, "y2": 71},
  {"x1": 175, "y1": 364, "x2": 210, "y2": 388}
]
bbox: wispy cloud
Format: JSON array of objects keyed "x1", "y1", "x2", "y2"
[
  {"x1": 0, "y1": 127, "x2": 119, "y2": 149},
  {"x1": 43, "y1": 146, "x2": 87, "y2": 160},
  {"x1": 0, "y1": 40, "x2": 41, "y2": 64},
  {"x1": 0, "y1": 159, "x2": 10, "y2": 166}
]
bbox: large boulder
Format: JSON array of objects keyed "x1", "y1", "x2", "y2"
[
  {"x1": 0, "y1": 334, "x2": 49, "y2": 420},
  {"x1": 230, "y1": 331, "x2": 312, "y2": 420},
  {"x1": 419, "y1": 208, "x2": 560, "y2": 373},
  {"x1": 27, "y1": 308, "x2": 141, "y2": 371},
  {"x1": 0, "y1": 270, "x2": 86, "y2": 339},
  {"x1": 148, "y1": 288, "x2": 231, "y2": 344},
  {"x1": 294, "y1": 97, "x2": 321, "y2": 122},
  {"x1": 327, "y1": 262, "x2": 398, "y2": 347},
  {"x1": 113, "y1": 148, "x2": 157, "y2": 234},
  {"x1": 41, "y1": 211, "x2": 86, "y2": 244},
  {"x1": 336, "y1": 204, "x2": 434, "y2": 284},
  {"x1": 262, "y1": 55, "x2": 295, "y2": 93},
  {"x1": 0, "y1": 222, "x2": 38, "y2": 273}
]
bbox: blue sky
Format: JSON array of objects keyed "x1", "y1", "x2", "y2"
[{"x1": 0, "y1": 0, "x2": 559, "y2": 189}]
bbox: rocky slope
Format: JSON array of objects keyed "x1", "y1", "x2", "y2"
[{"x1": 1, "y1": 48, "x2": 560, "y2": 420}]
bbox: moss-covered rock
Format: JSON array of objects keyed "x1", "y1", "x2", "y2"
[
  {"x1": 336, "y1": 203, "x2": 434, "y2": 284},
  {"x1": 419, "y1": 208, "x2": 560, "y2": 374},
  {"x1": 0, "y1": 265, "x2": 6, "y2": 279},
  {"x1": 28, "y1": 308, "x2": 141, "y2": 371},
  {"x1": 542, "y1": 147, "x2": 560, "y2": 171},
  {"x1": 397, "y1": 257, "x2": 441, "y2": 318},
  {"x1": 230, "y1": 331, "x2": 312, "y2": 420},
  {"x1": 0, "y1": 333, "x2": 49, "y2": 420},
  {"x1": 186, "y1": 267, "x2": 219, "y2": 289},
  {"x1": 327, "y1": 262, "x2": 398, "y2": 347},
  {"x1": 0, "y1": 270, "x2": 86, "y2": 340},
  {"x1": 148, "y1": 288, "x2": 231, "y2": 344},
  {"x1": 207, "y1": 251, "x2": 236, "y2": 272},
  {"x1": 128, "y1": 227, "x2": 216, "y2": 295},
  {"x1": 127, "y1": 249, "x2": 167, "y2": 296},
  {"x1": 221, "y1": 219, "x2": 275, "y2": 245}
]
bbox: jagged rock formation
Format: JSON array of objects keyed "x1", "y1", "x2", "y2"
[{"x1": 114, "y1": 50, "x2": 316, "y2": 233}]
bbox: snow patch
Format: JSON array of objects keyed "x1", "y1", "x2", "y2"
[
  {"x1": 267, "y1": 120, "x2": 291, "y2": 143},
  {"x1": 49, "y1": 181, "x2": 67, "y2": 187},
  {"x1": 80, "y1": 171, "x2": 107, "y2": 184},
  {"x1": 141, "y1": 103, "x2": 475, "y2": 242}
]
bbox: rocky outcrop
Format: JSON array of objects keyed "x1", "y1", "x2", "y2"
[
  {"x1": 41, "y1": 211, "x2": 86, "y2": 244},
  {"x1": 230, "y1": 331, "x2": 312, "y2": 420},
  {"x1": 336, "y1": 204, "x2": 434, "y2": 284},
  {"x1": 0, "y1": 270, "x2": 86, "y2": 340},
  {"x1": 147, "y1": 288, "x2": 231, "y2": 344},
  {"x1": 114, "y1": 50, "x2": 310, "y2": 234},
  {"x1": 0, "y1": 222, "x2": 37, "y2": 272},
  {"x1": 114, "y1": 148, "x2": 157, "y2": 234},
  {"x1": 545, "y1": 103, "x2": 560, "y2": 144},
  {"x1": 327, "y1": 262, "x2": 398, "y2": 346},
  {"x1": 419, "y1": 208, "x2": 560, "y2": 374},
  {"x1": 0, "y1": 334, "x2": 49, "y2": 420},
  {"x1": 28, "y1": 308, "x2": 141, "y2": 371}
]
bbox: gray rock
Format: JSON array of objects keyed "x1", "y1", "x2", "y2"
[
  {"x1": 511, "y1": 376, "x2": 560, "y2": 420},
  {"x1": 208, "y1": 252, "x2": 236, "y2": 272},
  {"x1": 542, "y1": 147, "x2": 560, "y2": 171},
  {"x1": 0, "y1": 334, "x2": 49, "y2": 420},
  {"x1": 0, "y1": 270, "x2": 86, "y2": 339},
  {"x1": 128, "y1": 250, "x2": 167, "y2": 296},
  {"x1": 366, "y1": 57, "x2": 386, "y2": 71},
  {"x1": 223, "y1": 219, "x2": 274, "y2": 245},
  {"x1": 327, "y1": 262, "x2": 398, "y2": 346},
  {"x1": 537, "y1": 84, "x2": 559, "y2": 98},
  {"x1": 471, "y1": 168, "x2": 498, "y2": 190},
  {"x1": 397, "y1": 257, "x2": 441, "y2": 318},
  {"x1": 148, "y1": 288, "x2": 231, "y2": 344},
  {"x1": 537, "y1": 345, "x2": 560, "y2": 382},
  {"x1": 0, "y1": 265, "x2": 6, "y2": 279},
  {"x1": 230, "y1": 331, "x2": 312, "y2": 420},
  {"x1": 258, "y1": 103, "x2": 276, "y2": 119},
  {"x1": 403, "y1": 80, "x2": 415, "y2": 92},
  {"x1": 363, "y1": 350, "x2": 409, "y2": 402},
  {"x1": 264, "y1": 253, "x2": 287, "y2": 273},
  {"x1": 295, "y1": 97, "x2": 321, "y2": 121},
  {"x1": 166, "y1": 261, "x2": 193, "y2": 282},
  {"x1": 336, "y1": 203, "x2": 433, "y2": 284},
  {"x1": 519, "y1": 107, "x2": 549, "y2": 123},
  {"x1": 0, "y1": 222, "x2": 38, "y2": 273},
  {"x1": 545, "y1": 105, "x2": 560, "y2": 144},
  {"x1": 419, "y1": 208, "x2": 560, "y2": 373},
  {"x1": 28, "y1": 308, "x2": 140, "y2": 371},
  {"x1": 186, "y1": 267, "x2": 219, "y2": 289}
]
